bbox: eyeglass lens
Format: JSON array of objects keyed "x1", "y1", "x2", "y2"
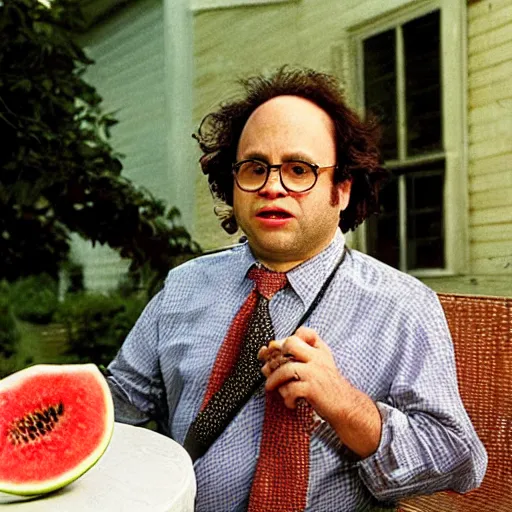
[{"x1": 235, "y1": 161, "x2": 316, "y2": 192}]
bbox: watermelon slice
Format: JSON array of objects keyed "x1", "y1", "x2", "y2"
[{"x1": 0, "y1": 364, "x2": 114, "y2": 496}]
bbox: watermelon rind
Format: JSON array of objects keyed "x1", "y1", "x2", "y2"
[{"x1": 0, "y1": 364, "x2": 115, "y2": 496}]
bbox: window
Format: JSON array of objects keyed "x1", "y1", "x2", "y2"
[
  {"x1": 363, "y1": 10, "x2": 445, "y2": 271},
  {"x1": 350, "y1": 2, "x2": 467, "y2": 275}
]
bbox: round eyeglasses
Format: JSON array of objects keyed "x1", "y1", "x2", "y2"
[{"x1": 232, "y1": 159, "x2": 337, "y2": 193}]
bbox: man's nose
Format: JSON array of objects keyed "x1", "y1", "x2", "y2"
[{"x1": 259, "y1": 168, "x2": 287, "y2": 196}]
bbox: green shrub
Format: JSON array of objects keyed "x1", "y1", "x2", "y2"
[
  {"x1": 0, "y1": 283, "x2": 19, "y2": 358},
  {"x1": 10, "y1": 274, "x2": 59, "y2": 324},
  {"x1": 55, "y1": 292, "x2": 146, "y2": 367}
]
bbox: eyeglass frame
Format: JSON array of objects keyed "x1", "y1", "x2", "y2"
[{"x1": 231, "y1": 159, "x2": 338, "y2": 193}]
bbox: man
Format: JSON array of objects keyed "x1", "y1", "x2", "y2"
[{"x1": 106, "y1": 67, "x2": 487, "y2": 511}]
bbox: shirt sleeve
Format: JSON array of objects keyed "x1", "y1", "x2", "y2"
[
  {"x1": 358, "y1": 289, "x2": 488, "y2": 502},
  {"x1": 106, "y1": 290, "x2": 168, "y2": 429}
]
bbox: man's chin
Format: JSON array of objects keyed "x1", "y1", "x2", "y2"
[{"x1": 249, "y1": 238, "x2": 306, "y2": 265}]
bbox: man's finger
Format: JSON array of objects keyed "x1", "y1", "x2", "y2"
[
  {"x1": 261, "y1": 352, "x2": 293, "y2": 377},
  {"x1": 280, "y1": 336, "x2": 317, "y2": 363},
  {"x1": 265, "y1": 361, "x2": 309, "y2": 391},
  {"x1": 295, "y1": 327, "x2": 333, "y2": 356},
  {"x1": 257, "y1": 346, "x2": 268, "y2": 361},
  {"x1": 278, "y1": 381, "x2": 309, "y2": 409},
  {"x1": 295, "y1": 326, "x2": 322, "y2": 347}
]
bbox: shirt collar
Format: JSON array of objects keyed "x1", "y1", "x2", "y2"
[
  {"x1": 238, "y1": 229, "x2": 346, "y2": 309},
  {"x1": 287, "y1": 229, "x2": 346, "y2": 310}
]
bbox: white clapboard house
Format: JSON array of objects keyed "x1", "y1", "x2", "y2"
[{"x1": 74, "y1": 0, "x2": 512, "y2": 297}]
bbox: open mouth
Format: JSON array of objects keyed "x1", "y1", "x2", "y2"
[{"x1": 256, "y1": 211, "x2": 293, "y2": 220}]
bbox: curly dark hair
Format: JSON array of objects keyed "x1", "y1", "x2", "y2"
[{"x1": 193, "y1": 66, "x2": 388, "y2": 234}]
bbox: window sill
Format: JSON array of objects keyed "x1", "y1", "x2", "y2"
[{"x1": 409, "y1": 268, "x2": 457, "y2": 278}]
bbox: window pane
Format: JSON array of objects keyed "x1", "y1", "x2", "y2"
[
  {"x1": 367, "y1": 176, "x2": 399, "y2": 268},
  {"x1": 403, "y1": 11, "x2": 442, "y2": 156},
  {"x1": 363, "y1": 30, "x2": 397, "y2": 160},
  {"x1": 406, "y1": 169, "x2": 445, "y2": 269}
]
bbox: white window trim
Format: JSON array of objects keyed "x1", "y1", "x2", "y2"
[
  {"x1": 345, "y1": 0, "x2": 468, "y2": 277},
  {"x1": 190, "y1": 0, "x2": 298, "y2": 13}
]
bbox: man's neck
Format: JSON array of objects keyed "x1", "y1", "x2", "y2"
[{"x1": 251, "y1": 229, "x2": 344, "y2": 273}]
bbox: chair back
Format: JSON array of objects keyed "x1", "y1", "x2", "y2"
[{"x1": 399, "y1": 293, "x2": 512, "y2": 512}]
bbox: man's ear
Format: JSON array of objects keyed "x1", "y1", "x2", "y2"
[{"x1": 337, "y1": 179, "x2": 353, "y2": 211}]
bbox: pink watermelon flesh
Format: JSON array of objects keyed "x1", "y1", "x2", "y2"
[{"x1": 0, "y1": 364, "x2": 114, "y2": 495}]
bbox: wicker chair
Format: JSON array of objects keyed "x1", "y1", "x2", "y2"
[{"x1": 398, "y1": 293, "x2": 512, "y2": 512}]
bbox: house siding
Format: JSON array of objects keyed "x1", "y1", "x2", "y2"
[
  {"x1": 468, "y1": 0, "x2": 512, "y2": 283},
  {"x1": 193, "y1": 0, "x2": 512, "y2": 296},
  {"x1": 73, "y1": 0, "x2": 511, "y2": 296},
  {"x1": 73, "y1": 0, "x2": 166, "y2": 292},
  {"x1": 422, "y1": 0, "x2": 512, "y2": 295}
]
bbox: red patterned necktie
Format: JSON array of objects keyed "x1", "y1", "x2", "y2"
[
  {"x1": 184, "y1": 266, "x2": 288, "y2": 460},
  {"x1": 185, "y1": 266, "x2": 314, "y2": 512},
  {"x1": 249, "y1": 394, "x2": 314, "y2": 511}
]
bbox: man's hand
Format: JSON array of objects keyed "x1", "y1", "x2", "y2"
[{"x1": 258, "y1": 326, "x2": 382, "y2": 458}]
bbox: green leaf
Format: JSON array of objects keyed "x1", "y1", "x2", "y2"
[
  {"x1": 11, "y1": 78, "x2": 32, "y2": 92},
  {"x1": 42, "y1": 78, "x2": 52, "y2": 91},
  {"x1": 33, "y1": 21, "x2": 53, "y2": 37}
]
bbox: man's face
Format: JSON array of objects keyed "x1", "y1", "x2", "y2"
[{"x1": 233, "y1": 95, "x2": 352, "y2": 271}]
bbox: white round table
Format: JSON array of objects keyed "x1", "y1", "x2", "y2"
[{"x1": 0, "y1": 423, "x2": 196, "y2": 511}]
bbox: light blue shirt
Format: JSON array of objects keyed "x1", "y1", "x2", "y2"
[{"x1": 107, "y1": 230, "x2": 487, "y2": 511}]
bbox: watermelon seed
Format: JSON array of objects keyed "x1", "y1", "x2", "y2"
[{"x1": 8, "y1": 403, "x2": 65, "y2": 446}]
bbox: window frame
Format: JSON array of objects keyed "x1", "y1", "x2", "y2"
[{"x1": 348, "y1": 0, "x2": 468, "y2": 277}]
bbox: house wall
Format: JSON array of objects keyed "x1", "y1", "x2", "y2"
[
  {"x1": 73, "y1": 0, "x2": 166, "y2": 292},
  {"x1": 193, "y1": 0, "x2": 512, "y2": 296},
  {"x1": 468, "y1": 0, "x2": 512, "y2": 277},
  {"x1": 73, "y1": 0, "x2": 511, "y2": 296},
  {"x1": 423, "y1": 0, "x2": 512, "y2": 295}
]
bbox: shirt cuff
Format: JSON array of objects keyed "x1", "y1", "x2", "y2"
[{"x1": 357, "y1": 401, "x2": 407, "y2": 498}]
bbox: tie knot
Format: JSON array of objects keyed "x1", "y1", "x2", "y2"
[{"x1": 248, "y1": 266, "x2": 288, "y2": 300}]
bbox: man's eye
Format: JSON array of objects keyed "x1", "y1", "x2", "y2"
[
  {"x1": 250, "y1": 165, "x2": 266, "y2": 175},
  {"x1": 290, "y1": 164, "x2": 308, "y2": 176}
]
